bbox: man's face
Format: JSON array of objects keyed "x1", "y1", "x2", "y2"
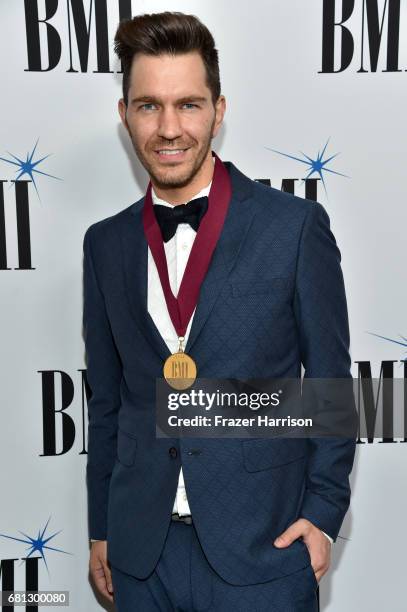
[{"x1": 118, "y1": 51, "x2": 225, "y2": 189}]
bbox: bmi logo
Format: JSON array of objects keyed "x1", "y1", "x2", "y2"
[
  {"x1": 355, "y1": 357, "x2": 407, "y2": 443},
  {"x1": 258, "y1": 138, "x2": 348, "y2": 200},
  {"x1": 0, "y1": 139, "x2": 59, "y2": 270},
  {"x1": 24, "y1": 0, "x2": 133, "y2": 73},
  {"x1": 0, "y1": 517, "x2": 71, "y2": 607},
  {"x1": 320, "y1": 0, "x2": 407, "y2": 72},
  {"x1": 357, "y1": 329, "x2": 407, "y2": 443}
]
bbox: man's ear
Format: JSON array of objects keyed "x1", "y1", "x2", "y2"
[
  {"x1": 213, "y1": 95, "x2": 226, "y2": 138},
  {"x1": 118, "y1": 98, "x2": 129, "y2": 133}
]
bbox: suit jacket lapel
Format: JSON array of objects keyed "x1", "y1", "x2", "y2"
[
  {"x1": 121, "y1": 207, "x2": 172, "y2": 361},
  {"x1": 185, "y1": 162, "x2": 256, "y2": 353},
  {"x1": 121, "y1": 160, "x2": 257, "y2": 361}
]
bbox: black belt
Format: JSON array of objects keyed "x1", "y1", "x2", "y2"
[{"x1": 171, "y1": 513, "x2": 193, "y2": 525}]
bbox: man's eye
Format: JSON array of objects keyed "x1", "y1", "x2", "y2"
[
  {"x1": 182, "y1": 103, "x2": 198, "y2": 109},
  {"x1": 140, "y1": 103, "x2": 156, "y2": 111}
]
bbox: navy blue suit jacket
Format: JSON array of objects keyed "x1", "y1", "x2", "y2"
[{"x1": 83, "y1": 158, "x2": 356, "y2": 585}]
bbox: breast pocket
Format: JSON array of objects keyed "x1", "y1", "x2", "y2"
[
  {"x1": 231, "y1": 278, "x2": 290, "y2": 298},
  {"x1": 117, "y1": 428, "x2": 138, "y2": 467},
  {"x1": 242, "y1": 438, "x2": 306, "y2": 472}
]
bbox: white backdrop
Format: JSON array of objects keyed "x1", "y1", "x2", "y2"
[{"x1": 1, "y1": 1, "x2": 406, "y2": 610}]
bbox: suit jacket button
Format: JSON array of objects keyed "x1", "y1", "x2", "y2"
[{"x1": 169, "y1": 447, "x2": 178, "y2": 459}]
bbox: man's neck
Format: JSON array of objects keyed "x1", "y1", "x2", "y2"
[{"x1": 151, "y1": 152, "x2": 215, "y2": 206}]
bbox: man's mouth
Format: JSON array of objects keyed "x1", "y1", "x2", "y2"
[{"x1": 154, "y1": 147, "x2": 190, "y2": 160}]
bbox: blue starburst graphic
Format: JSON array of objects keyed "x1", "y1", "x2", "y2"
[
  {"x1": 0, "y1": 138, "x2": 61, "y2": 200},
  {"x1": 367, "y1": 332, "x2": 407, "y2": 362},
  {"x1": 0, "y1": 516, "x2": 72, "y2": 575},
  {"x1": 264, "y1": 137, "x2": 349, "y2": 196}
]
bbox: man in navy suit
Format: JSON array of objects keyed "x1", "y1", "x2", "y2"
[{"x1": 84, "y1": 11, "x2": 356, "y2": 611}]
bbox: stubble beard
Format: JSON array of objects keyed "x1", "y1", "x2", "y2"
[{"x1": 129, "y1": 120, "x2": 215, "y2": 191}]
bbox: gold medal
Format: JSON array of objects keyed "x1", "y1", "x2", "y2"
[{"x1": 163, "y1": 336, "x2": 197, "y2": 390}]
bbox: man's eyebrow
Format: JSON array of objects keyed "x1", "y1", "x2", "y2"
[{"x1": 130, "y1": 96, "x2": 208, "y2": 105}]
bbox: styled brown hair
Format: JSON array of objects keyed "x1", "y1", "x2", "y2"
[{"x1": 114, "y1": 12, "x2": 221, "y2": 107}]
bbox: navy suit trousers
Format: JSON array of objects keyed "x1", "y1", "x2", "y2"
[{"x1": 110, "y1": 521, "x2": 319, "y2": 611}]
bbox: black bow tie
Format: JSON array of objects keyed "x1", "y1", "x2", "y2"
[{"x1": 154, "y1": 196, "x2": 209, "y2": 242}]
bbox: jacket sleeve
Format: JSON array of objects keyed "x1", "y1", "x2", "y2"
[
  {"x1": 293, "y1": 201, "x2": 356, "y2": 542},
  {"x1": 83, "y1": 226, "x2": 123, "y2": 540}
]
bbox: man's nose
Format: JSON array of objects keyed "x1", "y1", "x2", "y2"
[{"x1": 156, "y1": 107, "x2": 183, "y2": 141}]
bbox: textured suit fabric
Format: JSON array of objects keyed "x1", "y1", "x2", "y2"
[
  {"x1": 82, "y1": 158, "x2": 356, "y2": 586},
  {"x1": 110, "y1": 521, "x2": 319, "y2": 611}
]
